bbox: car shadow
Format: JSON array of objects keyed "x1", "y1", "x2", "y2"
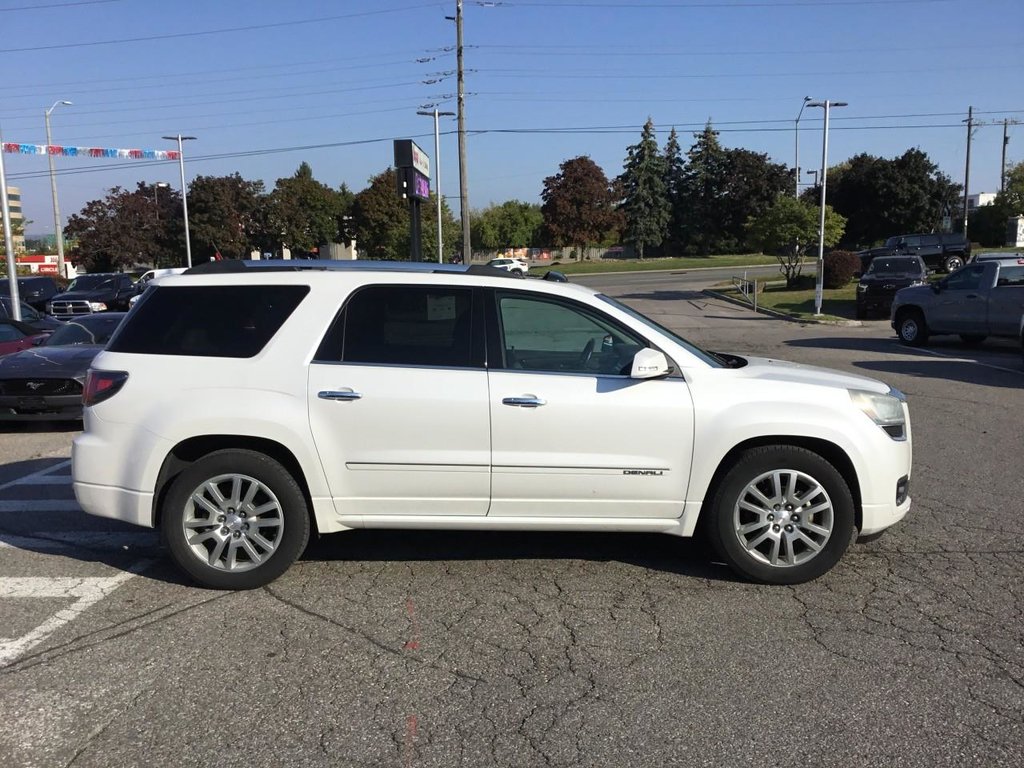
[
  {"x1": 615, "y1": 290, "x2": 709, "y2": 302},
  {"x1": 0, "y1": 420, "x2": 80, "y2": 434}
]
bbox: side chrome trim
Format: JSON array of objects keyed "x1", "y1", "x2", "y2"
[
  {"x1": 501, "y1": 396, "x2": 546, "y2": 408},
  {"x1": 318, "y1": 390, "x2": 362, "y2": 401}
]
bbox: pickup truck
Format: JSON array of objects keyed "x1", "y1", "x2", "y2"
[
  {"x1": 859, "y1": 233, "x2": 971, "y2": 274},
  {"x1": 891, "y1": 256, "x2": 1024, "y2": 346},
  {"x1": 47, "y1": 273, "x2": 136, "y2": 320}
]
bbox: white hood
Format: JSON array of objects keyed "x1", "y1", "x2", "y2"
[{"x1": 737, "y1": 356, "x2": 892, "y2": 395}]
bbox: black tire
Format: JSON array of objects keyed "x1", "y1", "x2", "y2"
[
  {"x1": 706, "y1": 445, "x2": 856, "y2": 585},
  {"x1": 161, "y1": 449, "x2": 310, "y2": 590},
  {"x1": 895, "y1": 308, "x2": 929, "y2": 346},
  {"x1": 959, "y1": 334, "x2": 987, "y2": 345},
  {"x1": 944, "y1": 255, "x2": 964, "y2": 273}
]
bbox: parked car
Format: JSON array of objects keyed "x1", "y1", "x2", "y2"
[
  {"x1": 73, "y1": 260, "x2": 912, "y2": 590},
  {"x1": 855, "y1": 256, "x2": 928, "y2": 319},
  {"x1": 0, "y1": 275, "x2": 59, "y2": 312},
  {"x1": 972, "y1": 251, "x2": 1023, "y2": 263},
  {"x1": 858, "y1": 233, "x2": 971, "y2": 273},
  {"x1": 0, "y1": 296, "x2": 64, "y2": 332},
  {"x1": 0, "y1": 313, "x2": 126, "y2": 421},
  {"x1": 486, "y1": 257, "x2": 529, "y2": 275},
  {"x1": 891, "y1": 256, "x2": 1024, "y2": 346},
  {"x1": 0, "y1": 319, "x2": 48, "y2": 357},
  {"x1": 48, "y1": 273, "x2": 136, "y2": 319}
]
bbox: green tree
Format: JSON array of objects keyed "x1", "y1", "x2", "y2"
[
  {"x1": 541, "y1": 156, "x2": 620, "y2": 258},
  {"x1": 676, "y1": 121, "x2": 729, "y2": 255},
  {"x1": 968, "y1": 161, "x2": 1024, "y2": 246},
  {"x1": 746, "y1": 195, "x2": 846, "y2": 287},
  {"x1": 718, "y1": 148, "x2": 792, "y2": 252},
  {"x1": 472, "y1": 200, "x2": 544, "y2": 250},
  {"x1": 267, "y1": 162, "x2": 346, "y2": 252},
  {"x1": 64, "y1": 182, "x2": 183, "y2": 272},
  {"x1": 351, "y1": 169, "x2": 408, "y2": 259},
  {"x1": 618, "y1": 118, "x2": 670, "y2": 260},
  {"x1": 662, "y1": 127, "x2": 685, "y2": 256},
  {"x1": 187, "y1": 173, "x2": 268, "y2": 260},
  {"x1": 826, "y1": 149, "x2": 961, "y2": 246}
]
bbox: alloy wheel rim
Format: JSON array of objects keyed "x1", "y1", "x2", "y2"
[
  {"x1": 732, "y1": 468, "x2": 834, "y2": 568},
  {"x1": 902, "y1": 319, "x2": 918, "y2": 340},
  {"x1": 182, "y1": 473, "x2": 284, "y2": 572}
]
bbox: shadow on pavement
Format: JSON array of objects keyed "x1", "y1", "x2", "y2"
[
  {"x1": 0, "y1": 420, "x2": 80, "y2": 435},
  {"x1": 615, "y1": 290, "x2": 708, "y2": 302}
]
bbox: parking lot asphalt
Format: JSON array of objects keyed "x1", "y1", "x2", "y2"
[{"x1": 1, "y1": 274, "x2": 1022, "y2": 767}]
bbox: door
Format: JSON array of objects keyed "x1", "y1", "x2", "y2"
[
  {"x1": 307, "y1": 284, "x2": 491, "y2": 516},
  {"x1": 928, "y1": 263, "x2": 988, "y2": 334},
  {"x1": 987, "y1": 265, "x2": 1024, "y2": 336},
  {"x1": 918, "y1": 234, "x2": 942, "y2": 267},
  {"x1": 487, "y1": 290, "x2": 694, "y2": 519}
]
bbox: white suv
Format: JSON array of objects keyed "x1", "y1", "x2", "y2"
[
  {"x1": 73, "y1": 261, "x2": 912, "y2": 589},
  {"x1": 486, "y1": 257, "x2": 529, "y2": 275}
]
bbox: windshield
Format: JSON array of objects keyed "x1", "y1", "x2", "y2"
[
  {"x1": 66, "y1": 275, "x2": 115, "y2": 292},
  {"x1": 884, "y1": 236, "x2": 901, "y2": 247},
  {"x1": 597, "y1": 295, "x2": 723, "y2": 368},
  {"x1": 45, "y1": 317, "x2": 122, "y2": 346},
  {"x1": 868, "y1": 258, "x2": 922, "y2": 276}
]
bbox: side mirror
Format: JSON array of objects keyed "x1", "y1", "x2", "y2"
[{"x1": 630, "y1": 348, "x2": 672, "y2": 379}]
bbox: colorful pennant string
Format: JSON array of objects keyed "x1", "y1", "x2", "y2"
[{"x1": 2, "y1": 143, "x2": 180, "y2": 160}]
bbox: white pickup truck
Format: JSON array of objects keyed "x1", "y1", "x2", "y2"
[{"x1": 891, "y1": 255, "x2": 1024, "y2": 346}]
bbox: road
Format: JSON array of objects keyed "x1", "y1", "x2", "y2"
[{"x1": 1, "y1": 272, "x2": 1022, "y2": 767}]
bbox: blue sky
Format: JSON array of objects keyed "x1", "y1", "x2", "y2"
[{"x1": 1, "y1": 0, "x2": 1021, "y2": 238}]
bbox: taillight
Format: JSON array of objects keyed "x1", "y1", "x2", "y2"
[{"x1": 83, "y1": 370, "x2": 128, "y2": 407}]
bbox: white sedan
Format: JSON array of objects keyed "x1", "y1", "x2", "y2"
[{"x1": 486, "y1": 257, "x2": 529, "y2": 275}]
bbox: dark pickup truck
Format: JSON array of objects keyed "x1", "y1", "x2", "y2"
[
  {"x1": 47, "y1": 273, "x2": 136, "y2": 320},
  {"x1": 858, "y1": 233, "x2": 971, "y2": 274},
  {"x1": 891, "y1": 256, "x2": 1024, "y2": 346},
  {"x1": 855, "y1": 255, "x2": 928, "y2": 319}
]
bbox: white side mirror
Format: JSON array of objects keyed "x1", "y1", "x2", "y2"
[{"x1": 630, "y1": 348, "x2": 672, "y2": 379}]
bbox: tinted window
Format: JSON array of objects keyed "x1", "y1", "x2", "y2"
[
  {"x1": 920, "y1": 234, "x2": 941, "y2": 246},
  {"x1": 108, "y1": 285, "x2": 308, "y2": 358},
  {"x1": 868, "y1": 258, "x2": 923, "y2": 275},
  {"x1": 46, "y1": 316, "x2": 124, "y2": 346},
  {"x1": 944, "y1": 264, "x2": 984, "y2": 291},
  {"x1": 996, "y1": 266, "x2": 1024, "y2": 287},
  {"x1": 0, "y1": 324, "x2": 24, "y2": 342},
  {"x1": 66, "y1": 275, "x2": 115, "y2": 292},
  {"x1": 497, "y1": 292, "x2": 644, "y2": 375},
  {"x1": 903, "y1": 236, "x2": 922, "y2": 248},
  {"x1": 316, "y1": 285, "x2": 474, "y2": 368}
]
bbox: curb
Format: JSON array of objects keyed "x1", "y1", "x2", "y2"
[{"x1": 702, "y1": 289, "x2": 864, "y2": 327}]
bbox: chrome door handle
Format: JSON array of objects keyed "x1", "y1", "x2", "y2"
[
  {"x1": 502, "y1": 396, "x2": 546, "y2": 408},
  {"x1": 318, "y1": 390, "x2": 362, "y2": 401}
]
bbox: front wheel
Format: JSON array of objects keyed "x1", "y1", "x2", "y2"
[
  {"x1": 161, "y1": 449, "x2": 310, "y2": 589},
  {"x1": 896, "y1": 309, "x2": 929, "y2": 346},
  {"x1": 944, "y1": 255, "x2": 964, "y2": 272},
  {"x1": 706, "y1": 446, "x2": 856, "y2": 584}
]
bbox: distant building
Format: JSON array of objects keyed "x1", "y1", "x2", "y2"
[
  {"x1": 4, "y1": 185, "x2": 26, "y2": 254},
  {"x1": 964, "y1": 192, "x2": 997, "y2": 211}
]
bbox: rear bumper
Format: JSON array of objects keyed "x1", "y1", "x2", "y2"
[
  {"x1": 0, "y1": 395, "x2": 82, "y2": 420},
  {"x1": 73, "y1": 481, "x2": 154, "y2": 528}
]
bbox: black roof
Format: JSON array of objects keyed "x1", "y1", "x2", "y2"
[{"x1": 185, "y1": 259, "x2": 569, "y2": 282}]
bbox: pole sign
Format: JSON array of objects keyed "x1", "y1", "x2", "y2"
[
  {"x1": 394, "y1": 139, "x2": 430, "y2": 179},
  {"x1": 395, "y1": 167, "x2": 430, "y2": 202}
]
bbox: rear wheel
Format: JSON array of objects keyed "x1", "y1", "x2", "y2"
[
  {"x1": 944, "y1": 255, "x2": 964, "y2": 272},
  {"x1": 706, "y1": 446, "x2": 856, "y2": 585},
  {"x1": 896, "y1": 309, "x2": 929, "y2": 346},
  {"x1": 161, "y1": 449, "x2": 310, "y2": 590}
]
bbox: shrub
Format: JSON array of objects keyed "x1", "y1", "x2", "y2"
[{"x1": 822, "y1": 249, "x2": 861, "y2": 289}]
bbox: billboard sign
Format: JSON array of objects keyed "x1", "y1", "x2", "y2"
[{"x1": 393, "y1": 139, "x2": 430, "y2": 179}]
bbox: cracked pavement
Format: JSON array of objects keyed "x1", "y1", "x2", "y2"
[{"x1": 0, "y1": 272, "x2": 1021, "y2": 767}]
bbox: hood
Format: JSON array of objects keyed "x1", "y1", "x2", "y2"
[
  {"x1": 0, "y1": 345, "x2": 103, "y2": 380},
  {"x1": 51, "y1": 289, "x2": 118, "y2": 302},
  {"x1": 859, "y1": 272, "x2": 924, "y2": 286},
  {"x1": 736, "y1": 356, "x2": 890, "y2": 395},
  {"x1": 893, "y1": 284, "x2": 934, "y2": 301}
]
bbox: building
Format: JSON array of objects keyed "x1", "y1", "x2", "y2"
[
  {"x1": 965, "y1": 192, "x2": 997, "y2": 211},
  {"x1": 3, "y1": 185, "x2": 26, "y2": 255}
]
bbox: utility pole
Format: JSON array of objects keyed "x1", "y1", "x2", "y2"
[
  {"x1": 1002, "y1": 119, "x2": 1021, "y2": 192},
  {"x1": 962, "y1": 106, "x2": 973, "y2": 237},
  {"x1": 455, "y1": 0, "x2": 470, "y2": 262}
]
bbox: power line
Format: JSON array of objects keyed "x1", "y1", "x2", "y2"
[
  {"x1": 0, "y1": 0, "x2": 119, "y2": 10},
  {"x1": 485, "y1": 0, "x2": 950, "y2": 7}
]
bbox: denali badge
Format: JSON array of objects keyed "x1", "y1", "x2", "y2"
[{"x1": 623, "y1": 469, "x2": 664, "y2": 476}]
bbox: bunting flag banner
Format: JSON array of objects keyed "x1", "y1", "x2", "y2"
[{"x1": 2, "y1": 143, "x2": 180, "y2": 161}]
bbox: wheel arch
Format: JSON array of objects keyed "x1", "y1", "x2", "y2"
[
  {"x1": 697, "y1": 435, "x2": 863, "y2": 533},
  {"x1": 152, "y1": 435, "x2": 317, "y2": 534}
]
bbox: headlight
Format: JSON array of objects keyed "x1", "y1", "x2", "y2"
[
  {"x1": 910, "y1": 279, "x2": 926, "y2": 286},
  {"x1": 849, "y1": 387, "x2": 907, "y2": 440},
  {"x1": 857, "y1": 283, "x2": 868, "y2": 292},
  {"x1": 88, "y1": 301, "x2": 108, "y2": 311}
]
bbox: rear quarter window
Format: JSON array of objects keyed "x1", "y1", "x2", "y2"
[{"x1": 108, "y1": 284, "x2": 309, "y2": 358}]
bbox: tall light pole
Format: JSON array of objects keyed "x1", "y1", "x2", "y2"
[
  {"x1": 417, "y1": 108, "x2": 455, "y2": 263},
  {"x1": 162, "y1": 135, "x2": 196, "y2": 268},
  {"x1": 794, "y1": 96, "x2": 811, "y2": 197},
  {"x1": 807, "y1": 100, "x2": 847, "y2": 316},
  {"x1": 445, "y1": 0, "x2": 470, "y2": 262},
  {"x1": 45, "y1": 100, "x2": 72, "y2": 278},
  {"x1": 0, "y1": 122, "x2": 21, "y2": 320},
  {"x1": 805, "y1": 169, "x2": 819, "y2": 188},
  {"x1": 153, "y1": 181, "x2": 169, "y2": 222}
]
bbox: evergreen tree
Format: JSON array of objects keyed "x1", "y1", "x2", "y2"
[
  {"x1": 618, "y1": 118, "x2": 670, "y2": 260},
  {"x1": 677, "y1": 121, "x2": 729, "y2": 255},
  {"x1": 662, "y1": 127, "x2": 685, "y2": 256}
]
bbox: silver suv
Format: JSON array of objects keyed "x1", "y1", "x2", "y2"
[{"x1": 73, "y1": 260, "x2": 912, "y2": 589}]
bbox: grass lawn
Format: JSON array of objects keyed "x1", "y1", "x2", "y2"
[
  {"x1": 537, "y1": 254, "x2": 781, "y2": 275},
  {"x1": 718, "y1": 281, "x2": 859, "y2": 323}
]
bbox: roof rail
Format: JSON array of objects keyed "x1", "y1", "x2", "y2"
[{"x1": 181, "y1": 259, "x2": 568, "y2": 281}]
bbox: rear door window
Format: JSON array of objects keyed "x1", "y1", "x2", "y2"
[{"x1": 108, "y1": 285, "x2": 309, "y2": 357}]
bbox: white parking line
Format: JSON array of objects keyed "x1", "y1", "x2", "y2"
[
  {"x1": 0, "y1": 531, "x2": 158, "y2": 551},
  {"x1": 0, "y1": 460, "x2": 71, "y2": 493},
  {"x1": 7, "y1": 476, "x2": 72, "y2": 486},
  {"x1": 0, "y1": 567, "x2": 149, "y2": 666},
  {"x1": 900, "y1": 344, "x2": 1024, "y2": 375},
  {"x1": 0, "y1": 501, "x2": 82, "y2": 513}
]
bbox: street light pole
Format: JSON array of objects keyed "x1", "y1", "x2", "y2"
[
  {"x1": 805, "y1": 169, "x2": 819, "y2": 188},
  {"x1": 0, "y1": 122, "x2": 21, "y2": 320},
  {"x1": 45, "y1": 100, "x2": 72, "y2": 278},
  {"x1": 794, "y1": 96, "x2": 811, "y2": 198},
  {"x1": 418, "y1": 108, "x2": 455, "y2": 263},
  {"x1": 153, "y1": 181, "x2": 169, "y2": 222},
  {"x1": 807, "y1": 100, "x2": 847, "y2": 316},
  {"x1": 162, "y1": 135, "x2": 196, "y2": 268}
]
